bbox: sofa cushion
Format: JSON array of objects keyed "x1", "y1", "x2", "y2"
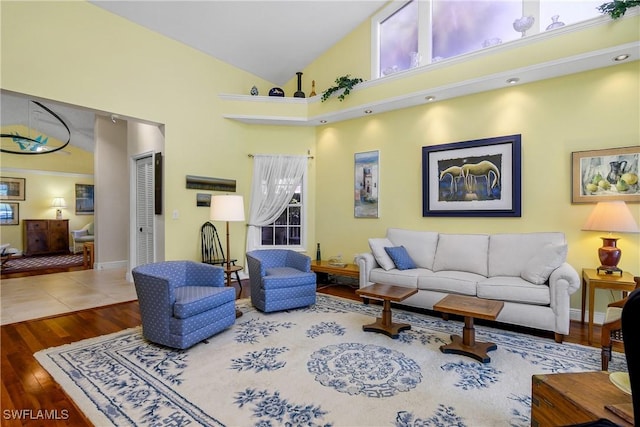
[
  {"x1": 488, "y1": 232, "x2": 566, "y2": 277},
  {"x1": 477, "y1": 276, "x2": 550, "y2": 305},
  {"x1": 520, "y1": 243, "x2": 568, "y2": 285},
  {"x1": 418, "y1": 271, "x2": 481, "y2": 296},
  {"x1": 387, "y1": 228, "x2": 439, "y2": 269},
  {"x1": 370, "y1": 268, "x2": 424, "y2": 288},
  {"x1": 369, "y1": 238, "x2": 395, "y2": 271},
  {"x1": 432, "y1": 234, "x2": 489, "y2": 276},
  {"x1": 384, "y1": 246, "x2": 416, "y2": 270}
]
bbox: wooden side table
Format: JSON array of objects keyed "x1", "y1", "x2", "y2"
[
  {"x1": 83, "y1": 242, "x2": 94, "y2": 269},
  {"x1": 310, "y1": 260, "x2": 359, "y2": 283},
  {"x1": 582, "y1": 268, "x2": 636, "y2": 344},
  {"x1": 223, "y1": 264, "x2": 243, "y2": 318},
  {"x1": 531, "y1": 371, "x2": 633, "y2": 426}
]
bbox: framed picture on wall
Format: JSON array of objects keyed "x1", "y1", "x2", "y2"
[
  {"x1": 0, "y1": 202, "x2": 19, "y2": 225},
  {"x1": 354, "y1": 150, "x2": 379, "y2": 218},
  {"x1": 0, "y1": 177, "x2": 25, "y2": 201},
  {"x1": 75, "y1": 184, "x2": 94, "y2": 215},
  {"x1": 571, "y1": 146, "x2": 639, "y2": 203},
  {"x1": 422, "y1": 134, "x2": 522, "y2": 217}
]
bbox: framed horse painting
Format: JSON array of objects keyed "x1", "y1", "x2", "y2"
[{"x1": 422, "y1": 134, "x2": 522, "y2": 217}]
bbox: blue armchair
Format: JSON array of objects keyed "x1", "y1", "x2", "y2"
[
  {"x1": 246, "y1": 249, "x2": 317, "y2": 312},
  {"x1": 132, "y1": 261, "x2": 236, "y2": 349}
]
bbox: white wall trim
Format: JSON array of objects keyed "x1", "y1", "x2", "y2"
[{"x1": 0, "y1": 167, "x2": 93, "y2": 179}]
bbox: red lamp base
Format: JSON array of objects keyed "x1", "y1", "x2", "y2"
[{"x1": 597, "y1": 237, "x2": 623, "y2": 276}]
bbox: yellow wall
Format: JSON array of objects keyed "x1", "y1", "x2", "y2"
[
  {"x1": 0, "y1": 142, "x2": 94, "y2": 252},
  {"x1": 0, "y1": 1, "x2": 316, "y2": 265}
]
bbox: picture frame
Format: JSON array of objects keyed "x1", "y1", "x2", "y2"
[
  {"x1": 196, "y1": 193, "x2": 211, "y2": 207},
  {"x1": 571, "y1": 146, "x2": 639, "y2": 203},
  {"x1": 354, "y1": 150, "x2": 380, "y2": 218},
  {"x1": 0, "y1": 202, "x2": 19, "y2": 225},
  {"x1": 0, "y1": 177, "x2": 25, "y2": 201},
  {"x1": 422, "y1": 134, "x2": 522, "y2": 217},
  {"x1": 75, "y1": 184, "x2": 95, "y2": 215}
]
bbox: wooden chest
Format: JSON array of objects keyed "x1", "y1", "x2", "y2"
[
  {"x1": 531, "y1": 372, "x2": 633, "y2": 426},
  {"x1": 23, "y1": 219, "x2": 69, "y2": 256}
]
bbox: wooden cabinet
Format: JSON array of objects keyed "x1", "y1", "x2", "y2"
[
  {"x1": 23, "y1": 220, "x2": 69, "y2": 256},
  {"x1": 531, "y1": 372, "x2": 633, "y2": 426}
]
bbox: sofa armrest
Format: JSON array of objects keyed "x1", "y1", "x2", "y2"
[
  {"x1": 548, "y1": 262, "x2": 580, "y2": 297},
  {"x1": 355, "y1": 252, "x2": 378, "y2": 288}
]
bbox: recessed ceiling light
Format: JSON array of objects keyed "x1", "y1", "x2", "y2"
[
  {"x1": 364, "y1": 109, "x2": 373, "y2": 114},
  {"x1": 613, "y1": 54, "x2": 630, "y2": 62},
  {"x1": 425, "y1": 96, "x2": 436, "y2": 102},
  {"x1": 319, "y1": 120, "x2": 327, "y2": 124},
  {"x1": 506, "y1": 77, "x2": 520, "y2": 84}
]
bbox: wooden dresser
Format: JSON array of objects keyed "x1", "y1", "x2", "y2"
[
  {"x1": 531, "y1": 372, "x2": 633, "y2": 426},
  {"x1": 23, "y1": 219, "x2": 69, "y2": 256}
]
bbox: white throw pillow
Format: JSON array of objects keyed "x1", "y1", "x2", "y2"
[
  {"x1": 521, "y1": 243, "x2": 568, "y2": 285},
  {"x1": 368, "y1": 238, "x2": 396, "y2": 271}
]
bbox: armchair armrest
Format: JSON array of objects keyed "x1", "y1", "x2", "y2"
[
  {"x1": 285, "y1": 251, "x2": 311, "y2": 272},
  {"x1": 185, "y1": 262, "x2": 225, "y2": 287},
  {"x1": 71, "y1": 229, "x2": 89, "y2": 239}
]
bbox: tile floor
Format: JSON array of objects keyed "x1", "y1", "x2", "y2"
[{"x1": 1, "y1": 268, "x2": 137, "y2": 325}]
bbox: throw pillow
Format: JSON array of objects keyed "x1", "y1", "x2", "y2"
[
  {"x1": 368, "y1": 238, "x2": 395, "y2": 271},
  {"x1": 521, "y1": 243, "x2": 568, "y2": 285},
  {"x1": 384, "y1": 246, "x2": 417, "y2": 270}
]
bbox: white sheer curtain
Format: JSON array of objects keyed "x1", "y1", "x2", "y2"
[{"x1": 246, "y1": 155, "x2": 307, "y2": 253}]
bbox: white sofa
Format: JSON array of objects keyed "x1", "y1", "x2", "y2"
[{"x1": 355, "y1": 228, "x2": 580, "y2": 342}]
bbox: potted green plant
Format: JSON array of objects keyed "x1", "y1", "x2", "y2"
[
  {"x1": 597, "y1": 0, "x2": 640, "y2": 19},
  {"x1": 321, "y1": 75, "x2": 364, "y2": 102}
]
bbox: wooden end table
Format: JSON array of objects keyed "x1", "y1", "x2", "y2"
[
  {"x1": 223, "y1": 264, "x2": 243, "y2": 318},
  {"x1": 355, "y1": 283, "x2": 417, "y2": 338},
  {"x1": 434, "y1": 294, "x2": 504, "y2": 363},
  {"x1": 581, "y1": 268, "x2": 636, "y2": 344},
  {"x1": 310, "y1": 260, "x2": 359, "y2": 283}
]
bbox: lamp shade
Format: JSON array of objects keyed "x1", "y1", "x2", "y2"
[
  {"x1": 582, "y1": 201, "x2": 639, "y2": 234},
  {"x1": 211, "y1": 195, "x2": 245, "y2": 222},
  {"x1": 51, "y1": 197, "x2": 67, "y2": 208}
]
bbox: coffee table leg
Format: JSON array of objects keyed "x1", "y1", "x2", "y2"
[
  {"x1": 362, "y1": 299, "x2": 411, "y2": 338},
  {"x1": 440, "y1": 316, "x2": 497, "y2": 363}
]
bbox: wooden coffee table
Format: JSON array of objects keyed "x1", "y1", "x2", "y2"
[
  {"x1": 355, "y1": 283, "x2": 418, "y2": 338},
  {"x1": 434, "y1": 294, "x2": 504, "y2": 363}
]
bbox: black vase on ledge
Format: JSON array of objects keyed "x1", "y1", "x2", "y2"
[{"x1": 294, "y1": 72, "x2": 305, "y2": 98}]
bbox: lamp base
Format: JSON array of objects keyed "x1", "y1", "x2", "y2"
[{"x1": 597, "y1": 265, "x2": 623, "y2": 276}]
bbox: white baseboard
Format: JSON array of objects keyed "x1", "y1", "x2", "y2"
[
  {"x1": 569, "y1": 307, "x2": 604, "y2": 325},
  {"x1": 96, "y1": 260, "x2": 128, "y2": 271}
]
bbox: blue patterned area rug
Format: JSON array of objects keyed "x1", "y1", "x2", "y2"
[{"x1": 34, "y1": 295, "x2": 627, "y2": 427}]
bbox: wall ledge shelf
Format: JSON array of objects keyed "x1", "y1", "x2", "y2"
[{"x1": 220, "y1": 13, "x2": 639, "y2": 127}]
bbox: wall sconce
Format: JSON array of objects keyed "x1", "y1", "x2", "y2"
[
  {"x1": 51, "y1": 197, "x2": 67, "y2": 219},
  {"x1": 582, "y1": 201, "x2": 639, "y2": 275}
]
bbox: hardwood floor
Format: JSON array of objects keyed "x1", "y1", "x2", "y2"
[{"x1": 0, "y1": 279, "x2": 612, "y2": 426}]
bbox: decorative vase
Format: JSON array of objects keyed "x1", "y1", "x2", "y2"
[
  {"x1": 546, "y1": 15, "x2": 565, "y2": 31},
  {"x1": 513, "y1": 15, "x2": 534, "y2": 37},
  {"x1": 316, "y1": 243, "x2": 321, "y2": 261},
  {"x1": 250, "y1": 85, "x2": 258, "y2": 96},
  {"x1": 269, "y1": 87, "x2": 285, "y2": 97},
  {"x1": 294, "y1": 72, "x2": 305, "y2": 98},
  {"x1": 309, "y1": 80, "x2": 317, "y2": 97}
]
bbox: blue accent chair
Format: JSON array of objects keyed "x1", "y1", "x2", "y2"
[
  {"x1": 132, "y1": 261, "x2": 236, "y2": 349},
  {"x1": 246, "y1": 249, "x2": 317, "y2": 312}
]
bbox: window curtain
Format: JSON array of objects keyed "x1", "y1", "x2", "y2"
[{"x1": 246, "y1": 155, "x2": 307, "y2": 253}]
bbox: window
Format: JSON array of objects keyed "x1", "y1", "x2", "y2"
[
  {"x1": 373, "y1": 0, "x2": 602, "y2": 78},
  {"x1": 260, "y1": 181, "x2": 304, "y2": 248}
]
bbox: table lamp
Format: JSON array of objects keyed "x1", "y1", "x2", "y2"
[
  {"x1": 582, "y1": 200, "x2": 639, "y2": 275},
  {"x1": 210, "y1": 195, "x2": 245, "y2": 272},
  {"x1": 51, "y1": 197, "x2": 67, "y2": 219}
]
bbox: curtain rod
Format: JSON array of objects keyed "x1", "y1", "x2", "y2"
[{"x1": 248, "y1": 154, "x2": 314, "y2": 159}]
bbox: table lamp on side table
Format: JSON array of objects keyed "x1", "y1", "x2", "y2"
[
  {"x1": 51, "y1": 197, "x2": 67, "y2": 219},
  {"x1": 211, "y1": 195, "x2": 245, "y2": 317},
  {"x1": 582, "y1": 201, "x2": 639, "y2": 275}
]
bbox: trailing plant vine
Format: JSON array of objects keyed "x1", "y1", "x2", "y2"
[
  {"x1": 321, "y1": 75, "x2": 364, "y2": 102},
  {"x1": 597, "y1": 0, "x2": 640, "y2": 19}
]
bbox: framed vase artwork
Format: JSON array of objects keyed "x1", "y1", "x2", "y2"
[
  {"x1": 422, "y1": 134, "x2": 522, "y2": 217},
  {"x1": 354, "y1": 150, "x2": 379, "y2": 218},
  {"x1": 572, "y1": 146, "x2": 639, "y2": 203}
]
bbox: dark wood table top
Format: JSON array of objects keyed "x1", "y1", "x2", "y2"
[
  {"x1": 356, "y1": 283, "x2": 418, "y2": 302},
  {"x1": 434, "y1": 294, "x2": 504, "y2": 321}
]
